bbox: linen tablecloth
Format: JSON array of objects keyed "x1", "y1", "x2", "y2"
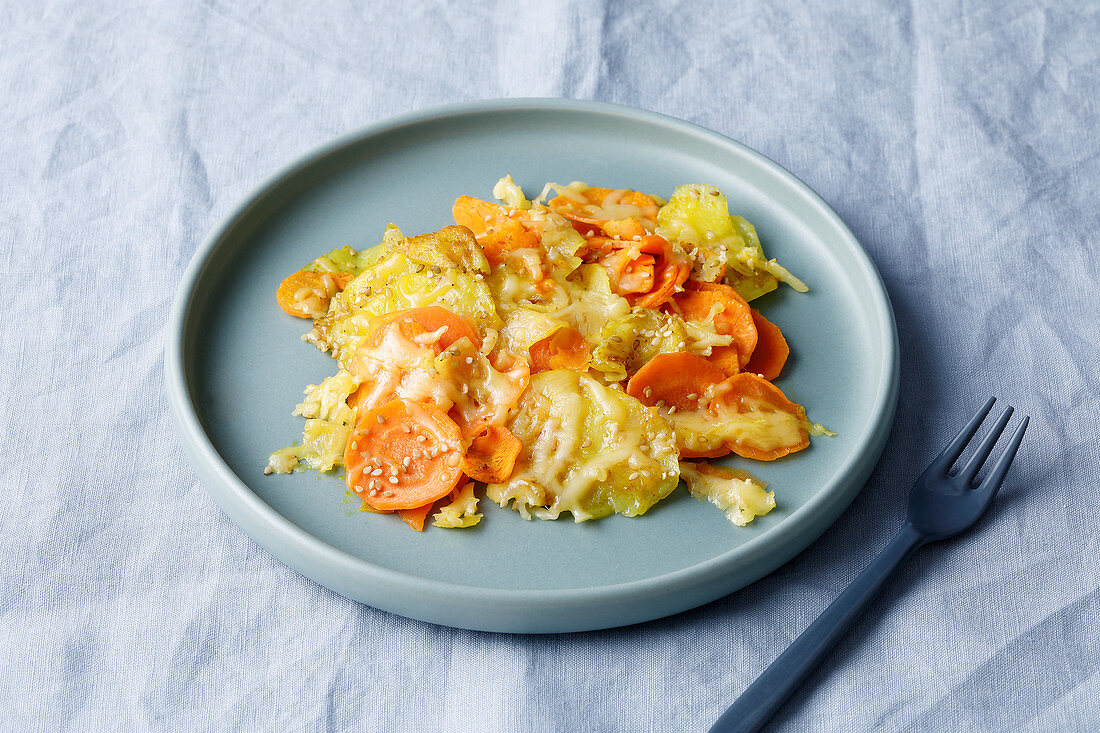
[{"x1": 2, "y1": 1, "x2": 1097, "y2": 730}]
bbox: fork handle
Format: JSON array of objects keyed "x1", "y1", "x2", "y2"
[{"x1": 709, "y1": 522, "x2": 925, "y2": 733}]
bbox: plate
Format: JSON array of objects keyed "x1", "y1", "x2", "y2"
[{"x1": 166, "y1": 99, "x2": 898, "y2": 633}]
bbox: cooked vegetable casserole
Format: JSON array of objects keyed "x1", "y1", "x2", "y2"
[{"x1": 267, "y1": 177, "x2": 830, "y2": 531}]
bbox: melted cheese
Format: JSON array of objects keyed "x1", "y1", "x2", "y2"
[
  {"x1": 680, "y1": 461, "x2": 774, "y2": 525},
  {"x1": 668, "y1": 402, "x2": 806, "y2": 454},
  {"x1": 433, "y1": 481, "x2": 482, "y2": 528},
  {"x1": 488, "y1": 370, "x2": 678, "y2": 522}
]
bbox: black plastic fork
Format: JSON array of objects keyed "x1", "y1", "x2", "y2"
[{"x1": 710, "y1": 397, "x2": 1029, "y2": 733}]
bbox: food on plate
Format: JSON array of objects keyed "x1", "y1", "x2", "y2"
[{"x1": 267, "y1": 176, "x2": 830, "y2": 530}]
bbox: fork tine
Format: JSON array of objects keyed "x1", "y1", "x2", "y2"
[
  {"x1": 974, "y1": 416, "x2": 1028, "y2": 500},
  {"x1": 958, "y1": 406, "x2": 1014, "y2": 485},
  {"x1": 934, "y1": 396, "x2": 996, "y2": 470}
]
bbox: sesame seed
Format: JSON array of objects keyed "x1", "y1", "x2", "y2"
[
  {"x1": 402, "y1": 425, "x2": 411, "y2": 433},
  {"x1": 263, "y1": 466, "x2": 273, "y2": 475},
  {"x1": 668, "y1": 406, "x2": 677, "y2": 415},
  {"x1": 375, "y1": 414, "x2": 384, "y2": 424},
  {"x1": 402, "y1": 457, "x2": 411, "y2": 467},
  {"x1": 382, "y1": 490, "x2": 395, "y2": 497},
  {"x1": 388, "y1": 477, "x2": 399, "y2": 485},
  {"x1": 416, "y1": 435, "x2": 426, "y2": 442},
  {"x1": 465, "y1": 357, "x2": 473, "y2": 364},
  {"x1": 628, "y1": 472, "x2": 639, "y2": 481},
  {"x1": 412, "y1": 449, "x2": 421, "y2": 459},
  {"x1": 686, "y1": 393, "x2": 698, "y2": 400},
  {"x1": 446, "y1": 454, "x2": 461, "y2": 466},
  {"x1": 370, "y1": 468, "x2": 382, "y2": 476},
  {"x1": 643, "y1": 387, "x2": 653, "y2": 398}
]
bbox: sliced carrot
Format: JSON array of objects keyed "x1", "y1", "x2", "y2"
[
  {"x1": 347, "y1": 306, "x2": 482, "y2": 384},
  {"x1": 396, "y1": 475, "x2": 476, "y2": 530},
  {"x1": 629, "y1": 236, "x2": 690, "y2": 309},
  {"x1": 743, "y1": 309, "x2": 789, "y2": 381},
  {"x1": 397, "y1": 502, "x2": 434, "y2": 532},
  {"x1": 462, "y1": 425, "x2": 523, "y2": 483},
  {"x1": 586, "y1": 233, "x2": 685, "y2": 308},
  {"x1": 365, "y1": 306, "x2": 482, "y2": 352},
  {"x1": 528, "y1": 327, "x2": 591, "y2": 374},
  {"x1": 710, "y1": 373, "x2": 809, "y2": 461},
  {"x1": 706, "y1": 344, "x2": 743, "y2": 377},
  {"x1": 359, "y1": 498, "x2": 392, "y2": 514},
  {"x1": 276, "y1": 270, "x2": 350, "y2": 319},
  {"x1": 626, "y1": 352, "x2": 727, "y2": 410},
  {"x1": 345, "y1": 399, "x2": 464, "y2": 511},
  {"x1": 588, "y1": 237, "x2": 650, "y2": 294},
  {"x1": 672, "y1": 283, "x2": 757, "y2": 372},
  {"x1": 549, "y1": 188, "x2": 660, "y2": 227},
  {"x1": 601, "y1": 218, "x2": 649, "y2": 240},
  {"x1": 452, "y1": 196, "x2": 540, "y2": 261}
]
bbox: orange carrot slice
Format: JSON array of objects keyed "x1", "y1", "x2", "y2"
[
  {"x1": 452, "y1": 196, "x2": 540, "y2": 261},
  {"x1": 345, "y1": 399, "x2": 464, "y2": 511},
  {"x1": 276, "y1": 270, "x2": 352, "y2": 318},
  {"x1": 462, "y1": 425, "x2": 523, "y2": 483},
  {"x1": 626, "y1": 352, "x2": 727, "y2": 410},
  {"x1": 528, "y1": 327, "x2": 591, "y2": 373},
  {"x1": 629, "y1": 236, "x2": 690, "y2": 309},
  {"x1": 601, "y1": 218, "x2": 649, "y2": 240},
  {"x1": 743, "y1": 309, "x2": 789, "y2": 380},
  {"x1": 549, "y1": 188, "x2": 660, "y2": 227},
  {"x1": 589, "y1": 238, "x2": 652, "y2": 294},
  {"x1": 710, "y1": 373, "x2": 809, "y2": 461},
  {"x1": 364, "y1": 305, "x2": 482, "y2": 352},
  {"x1": 586, "y1": 233, "x2": 686, "y2": 308},
  {"x1": 397, "y1": 502, "x2": 434, "y2": 532},
  {"x1": 672, "y1": 283, "x2": 757, "y2": 372}
]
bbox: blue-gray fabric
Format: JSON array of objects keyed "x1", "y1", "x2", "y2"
[{"x1": 1, "y1": 1, "x2": 1097, "y2": 731}]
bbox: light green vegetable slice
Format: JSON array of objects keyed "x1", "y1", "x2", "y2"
[
  {"x1": 385, "y1": 223, "x2": 489, "y2": 274},
  {"x1": 591, "y1": 308, "x2": 688, "y2": 381},
  {"x1": 304, "y1": 245, "x2": 380, "y2": 277},
  {"x1": 488, "y1": 370, "x2": 680, "y2": 522},
  {"x1": 656, "y1": 184, "x2": 807, "y2": 301},
  {"x1": 311, "y1": 245, "x2": 500, "y2": 365}
]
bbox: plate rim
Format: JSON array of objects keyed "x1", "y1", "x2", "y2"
[{"x1": 165, "y1": 97, "x2": 899, "y2": 632}]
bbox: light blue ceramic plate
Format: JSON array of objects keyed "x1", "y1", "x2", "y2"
[{"x1": 166, "y1": 99, "x2": 898, "y2": 633}]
